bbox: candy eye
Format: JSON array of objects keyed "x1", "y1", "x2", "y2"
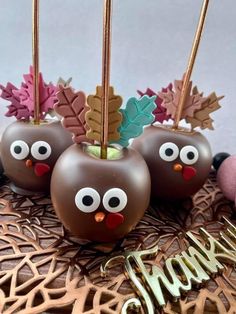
[
  {"x1": 180, "y1": 145, "x2": 199, "y2": 165},
  {"x1": 75, "y1": 188, "x2": 101, "y2": 213},
  {"x1": 31, "y1": 141, "x2": 51, "y2": 160},
  {"x1": 102, "y1": 188, "x2": 127, "y2": 213},
  {"x1": 10, "y1": 140, "x2": 29, "y2": 160},
  {"x1": 159, "y1": 142, "x2": 179, "y2": 162}
]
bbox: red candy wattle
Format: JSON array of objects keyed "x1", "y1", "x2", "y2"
[
  {"x1": 106, "y1": 213, "x2": 124, "y2": 229},
  {"x1": 34, "y1": 163, "x2": 51, "y2": 177}
]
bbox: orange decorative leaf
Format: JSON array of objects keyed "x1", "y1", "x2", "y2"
[
  {"x1": 54, "y1": 85, "x2": 90, "y2": 143},
  {"x1": 158, "y1": 79, "x2": 206, "y2": 120},
  {"x1": 86, "y1": 86, "x2": 122, "y2": 142},
  {"x1": 186, "y1": 90, "x2": 223, "y2": 130}
]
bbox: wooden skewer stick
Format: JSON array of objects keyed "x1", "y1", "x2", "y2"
[
  {"x1": 101, "y1": 0, "x2": 112, "y2": 159},
  {"x1": 173, "y1": 0, "x2": 210, "y2": 129},
  {"x1": 33, "y1": 0, "x2": 40, "y2": 125}
]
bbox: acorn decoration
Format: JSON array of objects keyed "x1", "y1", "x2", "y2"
[
  {"x1": 51, "y1": 0, "x2": 155, "y2": 243},
  {"x1": 132, "y1": 0, "x2": 223, "y2": 200},
  {"x1": 0, "y1": 1, "x2": 72, "y2": 195}
]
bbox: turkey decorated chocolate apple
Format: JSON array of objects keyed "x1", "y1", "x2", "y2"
[
  {"x1": 133, "y1": 81, "x2": 223, "y2": 200},
  {"x1": 51, "y1": 85, "x2": 156, "y2": 242},
  {"x1": 0, "y1": 68, "x2": 72, "y2": 194},
  {"x1": 51, "y1": 143, "x2": 150, "y2": 242}
]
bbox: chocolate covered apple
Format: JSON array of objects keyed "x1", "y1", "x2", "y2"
[
  {"x1": 51, "y1": 85, "x2": 155, "y2": 242},
  {"x1": 52, "y1": 143, "x2": 150, "y2": 242},
  {"x1": 0, "y1": 69, "x2": 72, "y2": 194},
  {"x1": 133, "y1": 1, "x2": 223, "y2": 200},
  {"x1": 1, "y1": 119, "x2": 72, "y2": 194},
  {"x1": 51, "y1": 0, "x2": 156, "y2": 242},
  {"x1": 133, "y1": 82, "x2": 222, "y2": 200}
]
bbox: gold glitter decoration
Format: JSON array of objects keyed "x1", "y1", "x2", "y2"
[{"x1": 0, "y1": 172, "x2": 235, "y2": 313}]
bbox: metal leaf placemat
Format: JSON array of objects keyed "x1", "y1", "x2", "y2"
[{"x1": 0, "y1": 173, "x2": 235, "y2": 314}]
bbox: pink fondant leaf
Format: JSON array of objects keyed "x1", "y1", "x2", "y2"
[
  {"x1": 0, "y1": 66, "x2": 58, "y2": 120},
  {"x1": 13, "y1": 66, "x2": 58, "y2": 119},
  {"x1": 54, "y1": 86, "x2": 91, "y2": 143},
  {"x1": 138, "y1": 85, "x2": 173, "y2": 124},
  {"x1": 0, "y1": 82, "x2": 31, "y2": 120}
]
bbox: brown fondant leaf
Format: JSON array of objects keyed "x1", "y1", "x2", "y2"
[
  {"x1": 186, "y1": 90, "x2": 223, "y2": 130},
  {"x1": 54, "y1": 85, "x2": 90, "y2": 143},
  {"x1": 158, "y1": 79, "x2": 207, "y2": 120},
  {"x1": 86, "y1": 86, "x2": 123, "y2": 142}
]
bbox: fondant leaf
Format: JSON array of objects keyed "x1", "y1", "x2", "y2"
[
  {"x1": 158, "y1": 78, "x2": 207, "y2": 121},
  {"x1": 138, "y1": 85, "x2": 173, "y2": 124},
  {"x1": 13, "y1": 66, "x2": 58, "y2": 118},
  {"x1": 112, "y1": 95, "x2": 156, "y2": 147},
  {"x1": 186, "y1": 90, "x2": 223, "y2": 130},
  {"x1": 86, "y1": 86, "x2": 122, "y2": 142},
  {"x1": 0, "y1": 82, "x2": 31, "y2": 120},
  {"x1": 54, "y1": 86, "x2": 90, "y2": 143},
  {"x1": 0, "y1": 66, "x2": 58, "y2": 120}
]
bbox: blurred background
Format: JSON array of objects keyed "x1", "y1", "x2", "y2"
[{"x1": 0, "y1": 0, "x2": 235, "y2": 154}]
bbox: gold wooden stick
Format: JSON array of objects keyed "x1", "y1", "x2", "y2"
[
  {"x1": 33, "y1": 0, "x2": 40, "y2": 125},
  {"x1": 101, "y1": 0, "x2": 112, "y2": 159},
  {"x1": 173, "y1": 0, "x2": 210, "y2": 128}
]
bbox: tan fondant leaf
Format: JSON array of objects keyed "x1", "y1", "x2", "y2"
[
  {"x1": 186, "y1": 92, "x2": 223, "y2": 130},
  {"x1": 86, "y1": 86, "x2": 123, "y2": 142},
  {"x1": 54, "y1": 85, "x2": 90, "y2": 143},
  {"x1": 158, "y1": 79, "x2": 207, "y2": 121}
]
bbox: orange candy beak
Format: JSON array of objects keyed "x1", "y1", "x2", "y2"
[
  {"x1": 94, "y1": 212, "x2": 105, "y2": 223},
  {"x1": 25, "y1": 159, "x2": 33, "y2": 168},
  {"x1": 173, "y1": 163, "x2": 183, "y2": 172}
]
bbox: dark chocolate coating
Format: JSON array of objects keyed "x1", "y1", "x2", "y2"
[
  {"x1": 132, "y1": 125, "x2": 212, "y2": 199},
  {"x1": 51, "y1": 144, "x2": 151, "y2": 242},
  {"x1": 1, "y1": 120, "x2": 72, "y2": 194}
]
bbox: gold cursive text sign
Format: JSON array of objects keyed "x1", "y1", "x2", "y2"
[{"x1": 101, "y1": 217, "x2": 236, "y2": 313}]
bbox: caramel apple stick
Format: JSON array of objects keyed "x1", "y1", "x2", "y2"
[
  {"x1": 101, "y1": 0, "x2": 112, "y2": 159},
  {"x1": 33, "y1": 0, "x2": 40, "y2": 125},
  {"x1": 173, "y1": 0, "x2": 210, "y2": 128}
]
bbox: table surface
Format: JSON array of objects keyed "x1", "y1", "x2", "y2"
[{"x1": 0, "y1": 173, "x2": 235, "y2": 314}]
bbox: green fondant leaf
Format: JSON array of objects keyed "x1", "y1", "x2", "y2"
[{"x1": 111, "y1": 95, "x2": 156, "y2": 147}]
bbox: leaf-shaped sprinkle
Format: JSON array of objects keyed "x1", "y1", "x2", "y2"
[
  {"x1": 186, "y1": 90, "x2": 223, "y2": 130},
  {"x1": 86, "y1": 86, "x2": 123, "y2": 142},
  {"x1": 54, "y1": 86, "x2": 90, "y2": 143},
  {"x1": 138, "y1": 85, "x2": 173, "y2": 124},
  {"x1": 112, "y1": 95, "x2": 156, "y2": 147}
]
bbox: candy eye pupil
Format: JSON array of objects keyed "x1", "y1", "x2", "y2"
[
  {"x1": 108, "y1": 197, "x2": 120, "y2": 208},
  {"x1": 82, "y1": 195, "x2": 94, "y2": 206},
  {"x1": 14, "y1": 146, "x2": 22, "y2": 154},
  {"x1": 38, "y1": 146, "x2": 47, "y2": 155},
  {"x1": 165, "y1": 148, "x2": 173, "y2": 157},
  {"x1": 187, "y1": 152, "x2": 195, "y2": 160}
]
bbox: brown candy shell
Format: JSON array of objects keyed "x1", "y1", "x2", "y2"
[
  {"x1": 132, "y1": 125, "x2": 212, "y2": 199},
  {"x1": 51, "y1": 144, "x2": 151, "y2": 242},
  {"x1": 1, "y1": 120, "x2": 73, "y2": 194}
]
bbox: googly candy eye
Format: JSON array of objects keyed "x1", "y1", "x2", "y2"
[
  {"x1": 103, "y1": 188, "x2": 127, "y2": 213},
  {"x1": 75, "y1": 188, "x2": 101, "y2": 213},
  {"x1": 10, "y1": 140, "x2": 29, "y2": 160},
  {"x1": 159, "y1": 142, "x2": 179, "y2": 162},
  {"x1": 180, "y1": 145, "x2": 199, "y2": 165},
  {"x1": 31, "y1": 141, "x2": 52, "y2": 160}
]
